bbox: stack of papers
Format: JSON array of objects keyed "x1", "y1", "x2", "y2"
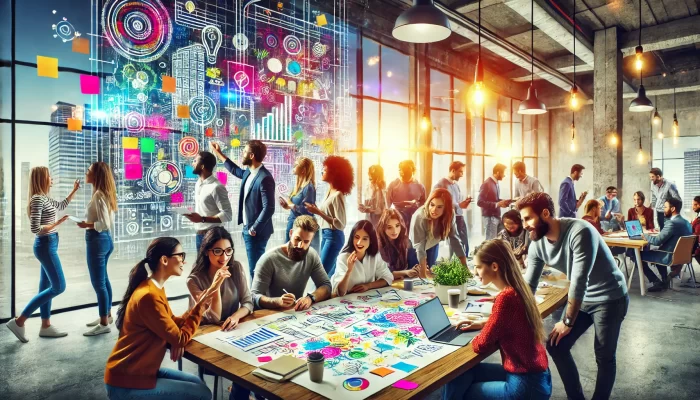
[{"x1": 252, "y1": 355, "x2": 308, "y2": 383}]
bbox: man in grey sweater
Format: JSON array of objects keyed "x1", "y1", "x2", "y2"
[
  {"x1": 517, "y1": 192, "x2": 629, "y2": 400},
  {"x1": 251, "y1": 216, "x2": 331, "y2": 311}
]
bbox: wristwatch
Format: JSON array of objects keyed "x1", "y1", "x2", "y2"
[
  {"x1": 306, "y1": 293, "x2": 316, "y2": 304},
  {"x1": 563, "y1": 317, "x2": 574, "y2": 328},
  {"x1": 200, "y1": 215, "x2": 206, "y2": 223}
]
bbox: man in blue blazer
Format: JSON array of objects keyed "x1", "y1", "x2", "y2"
[
  {"x1": 638, "y1": 196, "x2": 692, "y2": 292},
  {"x1": 212, "y1": 140, "x2": 276, "y2": 279}
]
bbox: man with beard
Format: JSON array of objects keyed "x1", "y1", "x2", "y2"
[
  {"x1": 211, "y1": 140, "x2": 275, "y2": 279},
  {"x1": 184, "y1": 151, "x2": 233, "y2": 252},
  {"x1": 387, "y1": 160, "x2": 426, "y2": 229},
  {"x1": 649, "y1": 168, "x2": 681, "y2": 230},
  {"x1": 251, "y1": 216, "x2": 330, "y2": 311},
  {"x1": 517, "y1": 192, "x2": 628, "y2": 400}
]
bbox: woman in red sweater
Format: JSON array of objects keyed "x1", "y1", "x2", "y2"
[
  {"x1": 104, "y1": 237, "x2": 228, "y2": 400},
  {"x1": 443, "y1": 239, "x2": 551, "y2": 400}
]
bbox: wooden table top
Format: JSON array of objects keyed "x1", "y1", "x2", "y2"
[
  {"x1": 184, "y1": 286, "x2": 569, "y2": 400},
  {"x1": 602, "y1": 236, "x2": 648, "y2": 249}
]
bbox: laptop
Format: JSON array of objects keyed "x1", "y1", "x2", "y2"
[
  {"x1": 624, "y1": 220, "x2": 644, "y2": 240},
  {"x1": 414, "y1": 297, "x2": 480, "y2": 347}
]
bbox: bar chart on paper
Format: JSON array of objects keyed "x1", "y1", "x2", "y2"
[
  {"x1": 253, "y1": 95, "x2": 293, "y2": 142},
  {"x1": 219, "y1": 327, "x2": 283, "y2": 351}
]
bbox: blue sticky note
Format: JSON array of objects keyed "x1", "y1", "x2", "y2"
[
  {"x1": 391, "y1": 361, "x2": 417, "y2": 373},
  {"x1": 184, "y1": 165, "x2": 197, "y2": 179}
]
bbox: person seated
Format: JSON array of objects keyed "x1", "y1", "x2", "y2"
[
  {"x1": 582, "y1": 199, "x2": 605, "y2": 235},
  {"x1": 692, "y1": 196, "x2": 700, "y2": 265},
  {"x1": 496, "y1": 210, "x2": 530, "y2": 268},
  {"x1": 332, "y1": 220, "x2": 394, "y2": 296},
  {"x1": 599, "y1": 186, "x2": 622, "y2": 231},
  {"x1": 626, "y1": 191, "x2": 655, "y2": 231},
  {"x1": 443, "y1": 240, "x2": 551, "y2": 400},
  {"x1": 251, "y1": 216, "x2": 331, "y2": 310},
  {"x1": 376, "y1": 209, "x2": 420, "y2": 280}
]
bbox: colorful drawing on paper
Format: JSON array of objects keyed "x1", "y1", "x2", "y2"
[{"x1": 145, "y1": 161, "x2": 182, "y2": 196}]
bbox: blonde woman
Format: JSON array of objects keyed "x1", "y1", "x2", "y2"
[
  {"x1": 78, "y1": 162, "x2": 118, "y2": 336},
  {"x1": 6, "y1": 167, "x2": 79, "y2": 343},
  {"x1": 279, "y1": 157, "x2": 319, "y2": 251},
  {"x1": 359, "y1": 164, "x2": 387, "y2": 227}
]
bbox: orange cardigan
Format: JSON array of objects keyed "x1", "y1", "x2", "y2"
[{"x1": 104, "y1": 279, "x2": 204, "y2": 389}]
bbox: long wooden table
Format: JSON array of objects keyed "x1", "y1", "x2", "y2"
[
  {"x1": 184, "y1": 286, "x2": 568, "y2": 400},
  {"x1": 602, "y1": 235, "x2": 649, "y2": 296}
]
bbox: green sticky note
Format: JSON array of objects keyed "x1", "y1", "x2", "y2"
[{"x1": 141, "y1": 138, "x2": 155, "y2": 153}]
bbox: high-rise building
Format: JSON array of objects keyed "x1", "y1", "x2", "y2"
[
  {"x1": 172, "y1": 44, "x2": 205, "y2": 119},
  {"x1": 684, "y1": 150, "x2": 700, "y2": 213}
]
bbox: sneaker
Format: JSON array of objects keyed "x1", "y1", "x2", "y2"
[
  {"x1": 39, "y1": 325, "x2": 68, "y2": 338},
  {"x1": 6, "y1": 318, "x2": 28, "y2": 343},
  {"x1": 86, "y1": 316, "x2": 113, "y2": 327},
  {"x1": 83, "y1": 324, "x2": 111, "y2": 336},
  {"x1": 648, "y1": 281, "x2": 667, "y2": 292}
]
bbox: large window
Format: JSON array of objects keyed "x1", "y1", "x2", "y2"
[{"x1": 653, "y1": 136, "x2": 700, "y2": 214}]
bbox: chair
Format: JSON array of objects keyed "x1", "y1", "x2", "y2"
[{"x1": 649, "y1": 236, "x2": 697, "y2": 289}]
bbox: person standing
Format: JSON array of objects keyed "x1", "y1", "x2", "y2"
[
  {"x1": 626, "y1": 191, "x2": 655, "y2": 230},
  {"x1": 386, "y1": 160, "x2": 426, "y2": 229},
  {"x1": 183, "y1": 151, "x2": 233, "y2": 253},
  {"x1": 649, "y1": 168, "x2": 681, "y2": 230},
  {"x1": 211, "y1": 141, "x2": 275, "y2": 279},
  {"x1": 558, "y1": 164, "x2": 587, "y2": 218},
  {"x1": 278, "y1": 157, "x2": 319, "y2": 252},
  {"x1": 434, "y1": 161, "x2": 471, "y2": 257},
  {"x1": 6, "y1": 167, "x2": 80, "y2": 343},
  {"x1": 598, "y1": 186, "x2": 622, "y2": 232},
  {"x1": 692, "y1": 196, "x2": 700, "y2": 266},
  {"x1": 77, "y1": 162, "x2": 118, "y2": 337},
  {"x1": 359, "y1": 164, "x2": 387, "y2": 227},
  {"x1": 477, "y1": 163, "x2": 511, "y2": 240},
  {"x1": 517, "y1": 192, "x2": 629, "y2": 400},
  {"x1": 513, "y1": 161, "x2": 544, "y2": 199}
]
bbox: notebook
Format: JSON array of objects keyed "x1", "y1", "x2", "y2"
[{"x1": 254, "y1": 355, "x2": 308, "y2": 382}]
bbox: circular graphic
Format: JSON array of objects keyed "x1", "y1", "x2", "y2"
[
  {"x1": 321, "y1": 57, "x2": 331, "y2": 71},
  {"x1": 188, "y1": 96, "x2": 217, "y2": 126},
  {"x1": 286, "y1": 60, "x2": 302, "y2": 76},
  {"x1": 145, "y1": 161, "x2": 183, "y2": 196},
  {"x1": 276, "y1": 183, "x2": 289, "y2": 194},
  {"x1": 178, "y1": 136, "x2": 199, "y2": 157},
  {"x1": 265, "y1": 33, "x2": 278, "y2": 49},
  {"x1": 283, "y1": 35, "x2": 302, "y2": 55},
  {"x1": 312, "y1": 42, "x2": 327, "y2": 57},
  {"x1": 135, "y1": 70, "x2": 149, "y2": 83},
  {"x1": 215, "y1": 118, "x2": 224, "y2": 127},
  {"x1": 125, "y1": 221, "x2": 139, "y2": 235},
  {"x1": 102, "y1": 0, "x2": 173, "y2": 63},
  {"x1": 230, "y1": 138, "x2": 241, "y2": 147},
  {"x1": 136, "y1": 92, "x2": 147, "y2": 102},
  {"x1": 233, "y1": 71, "x2": 251, "y2": 90},
  {"x1": 124, "y1": 111, "x2": 146, "y2": 132},
  {"x1": 53, "y1": 19, "x2": 77, "y2": 42},
  {"x1": 267, "y1": 58, "x2": 283, "y2": 73},
  {"x1": 158, "y1": 61, "x2": 167, "y2": 68},
  {"x1": 343, "y1": 378, "x2": 369, "y2": 392},
  {"x1": 232, "y1": 33, "x2": 249, "y2": 50}
]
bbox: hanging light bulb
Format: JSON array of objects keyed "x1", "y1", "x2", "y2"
[
  {"x1": 569, "y1": 4, "x2": 579, "y2": 112},
  {"x1": 637, "y1": 147, "x2": 644, "y2": 162},
  {"x1": 421, "y1": 114, "x2": 431, "y2": 131},
  {"x1": 569, "y1": 86, "x2": 579, "y2": 110},
  {"x1": 635, "y1": 46, "x2": 644, "y2": 71},
  {"x1": 609, "y1": 133, "x2": 618, "y2": 146},
  {"x1": 570, "y1": 114, "x2": 576, "y2": 152},
  {"x1": 652, "y1": 110, "x2": 661, "y2": 124},
  {"x1": 473, "y1": 81, "x2": 485, "y2": 105},
  {"x1": 472, "y1": 0, "x2": 485, "y2": 106},
  {"x1": 672, "y1": 115, "x2": 679, "y2": 136},
  {"x1": 629, "y1": 0, "x2": 653, "y2": 112},
  {"x1": 657, "y1": 131, "x2": 664, "y2": 139}
]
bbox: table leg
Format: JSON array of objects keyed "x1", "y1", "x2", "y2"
[{"x1": 635, "y1": 248, "x2": 646, "y2": 296}]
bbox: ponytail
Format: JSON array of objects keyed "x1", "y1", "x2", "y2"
[{"x1": 115, "y1": 260, "x2": 149, "y2": 332}]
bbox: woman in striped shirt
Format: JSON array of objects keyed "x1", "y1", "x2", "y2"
[{"x1": 6, "y1": 166, "x2": 80, "y2": 343}]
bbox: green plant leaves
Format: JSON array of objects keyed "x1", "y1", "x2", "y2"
[{"x1": 432, "y1": 255, "x2": 472, "y2": 286}]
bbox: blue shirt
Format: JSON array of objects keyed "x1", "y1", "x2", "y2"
[
  {"x1": 599, "y1": 196, "x2": 621, "y2": 231},
  {"x1": 288, "y1": 184, "x2": 316, "y2": 221},
  {"x1": 559, "y1": 177, "x2": 577, "y2": 218}
]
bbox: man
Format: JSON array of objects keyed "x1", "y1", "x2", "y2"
[
  {"x1": 251, "y1": 216, "x2": 331, "y2": 311},
  {"x1": 693, "y1": 196, "x2": 700, "y2": 266},
  {"x1": 649, "y1": 168, "x2": 681, "y2": 230},
  {"x1": 635, "y1": 197, "x2": 692, "y2": 292},
  {"x1": 559, "y1": 164, "x2": 587, "y2": 218},
  {"x1": 211, "y1": 140, "x2": 275, "y2": 278},
  {"x1": 477, "y1": 163, "x2": 511, "y2": 240},
  {"x1": 387, "y1": 160, "x2": 426, "y2": 229},
  {"x1": 434, "y1": 161, "x2": 472, "y2": 257},
  {"x1": 598, "y1": 186, "x2": 622, "y2": 232},
  {"x1": 517, "y1": 192, "x2": 628, "y2": 400},
  {"x1": 184, "y1": 151, "x2": 233, "y2": 252},
  {"x1": 512, "y1": 161, "x2": 544, "y2": 199}
]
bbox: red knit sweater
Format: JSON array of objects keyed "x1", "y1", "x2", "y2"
[{"x1": 471, "y1": 287, "x2": 548, "y2": 374}]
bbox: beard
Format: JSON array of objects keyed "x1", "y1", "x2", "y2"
[
  {"x1": 287, "y1": 241, "x2": 309, "y2": 262},
  {"x1": 242, "y1": 156, "x2": 253, "y2": 166},
  {"x1": 528, "y1": 219, "x2": 550, "y2": 241},
  {"x1": 664, "y1": 209, "x2": 673, "y2": 218},
  {"x1": 193, "y1": 164, "x2": 203, "y2": 175}
]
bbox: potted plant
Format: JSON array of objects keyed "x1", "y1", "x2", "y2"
[{"x1": 432, "y1": 256, "x2": 473, "y2": 305}]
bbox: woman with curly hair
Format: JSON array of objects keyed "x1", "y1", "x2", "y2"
[
  {"x1": 359, "y1": 165, "x2": 387, "y2": 227},
  {"x1": 305, "y1": 155, "x2": 354, "y2": 276}
]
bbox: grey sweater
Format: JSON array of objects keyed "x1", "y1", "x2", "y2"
[
  {"x1": 251, "y1": 246, "x2": 331, "y2": 309},
  {"x1": 409, "y1": 206, "x2": 466, "y2": 262},
  {"x1": 525, "y1": 218, "x2": 628, "y2": 303}
]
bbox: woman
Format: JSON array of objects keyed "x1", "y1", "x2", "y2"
[
  {"x1": 105, "y1": 237, "x2": 226, "y2": 400},
  {"x1": 78, "y1": 162, "x2": 118, "y2": 337},
  {"x1": 496, "y1": 210, "x2": 530, "y2": 268},
  {"x1": 376, "y1": 209, "x2": 420, "y2": 280},
  {"x1": 279, "y1": 157, "x2": 320, "y2": 252},
  {"x1": 305, "y1": 155, "x2": 354, "y2": 277},
  {"x1": 444, "y1": 240, "x2": 551, "y2": 400},
  {"x1": 582, "y1": 199, "x2": 605, "y2": 235},
  {"x1": 331, "y1": 220, "x2": 394, "y2": 296},
  {"x1": 409, "y1": 188, "x2": 467, "y2": 278},
  {"x1": 626, "y1": 191, "x2": 655, "y2": 230},
  {"x1": 359, "y1": 165, "x2": 387, "y2": 227},
  {"x1": 6, "y1": 167, "x2": 79, "y2": 343}
]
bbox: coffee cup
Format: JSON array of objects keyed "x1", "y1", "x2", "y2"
[
  {"x1": 307, "y1": 351, "x2": 325, "y2": 383},
  {"x1": 448, "y1": 289, "x2": 461, "y2": 309},
  {"x1": 403, "y1": 279, "x2": 414, "y2": 291}
]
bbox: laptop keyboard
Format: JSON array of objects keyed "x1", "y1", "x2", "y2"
[{"x1": 435, "y1": 327, "x2": 462, "y2": 342}]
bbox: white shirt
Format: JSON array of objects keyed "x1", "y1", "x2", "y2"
[
  {"x1": 85, "y1": 190, "x2": 115, "y2": 232},
  {"x1": 243, "y1": 165, "x2": 260, "y2": 226},
  {"x1": 194, "y1": 175, "x2": 233, "y2": 231},
  {"x1": 318, "y1": 190, "x2": 346, "y2": 231},
  {"x1": 514, "y1": 175, "x2": 544, "y2": 199},
  {"x1": 331, "y1": 252, "x2": 394, "y2": 296}
]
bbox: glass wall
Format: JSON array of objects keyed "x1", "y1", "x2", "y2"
[{"x1": 653, "y1": 136, "x2": 700, "y2": 215}]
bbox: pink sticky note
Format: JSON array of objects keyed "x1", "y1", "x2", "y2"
[
  {"x1": 80, "y1": 74, "x2": 100, "y2": 94},
  {"x1": 257, "y1": 356, "x2": 273, "y2": 363},
  {"x1": 124, "y1": 164, "x2": 142, "y2": 180},
  {"x1": 123, "y1": 149, "x2": 141, "y2": 164},
  {"x1": 216, "y1": 171, "x2": 228, "y2": 186},
  {"x1": 392, "y1": 380, "x2": 419, "y2": 390},
  {"x1": 171, "y1": 192, "x2": 184, "y2": 204}
]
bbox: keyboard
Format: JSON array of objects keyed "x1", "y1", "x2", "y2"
[{"x1": 435, "y1": 327, "x2": 463, "y2": 342}]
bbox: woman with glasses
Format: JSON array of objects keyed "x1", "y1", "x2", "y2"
[{"x1": 105, "y1": 237, "x2": 227, "y2": 400}]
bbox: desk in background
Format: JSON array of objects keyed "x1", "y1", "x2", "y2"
[{"x1": 603, "y1": 236, "x2": 649, "y2": 296}]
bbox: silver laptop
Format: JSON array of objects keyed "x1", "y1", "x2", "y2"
[
  {"x1": 624, "y1": 220, "x2": 644, "y2": 240},
  {"x1": 414, "y1": 297, "x2": 479, "y2": 347}
]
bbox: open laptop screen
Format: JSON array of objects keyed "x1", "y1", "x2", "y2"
[
  {"x1": 414, "y1": 297, "x2": 450, "y2": 339},
  {"x1": 625, "y1": 220, "x2": 644, "y2": 240}
]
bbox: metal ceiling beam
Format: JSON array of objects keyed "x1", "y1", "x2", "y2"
[
  {"x1": 505, "y1": 54, "x2": 593, "y2": 81},
  {"x1": 620, "y1": 14, "x2": 700, "y2": 56},
  {"x1": 623, "y1": 69, "x2": 700, "y2": 98}
]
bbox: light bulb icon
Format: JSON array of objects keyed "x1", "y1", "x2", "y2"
[{"x1": 201, "y1": 25, "x2": 222, "y2": 64}]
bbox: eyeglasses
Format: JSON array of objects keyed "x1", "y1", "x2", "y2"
[
  {"x1": 209, "y1": 247, "x2": 234, "y2": 256},
  {"x1": 170, "y1": 252, "x2": 186, "y2": 262}
]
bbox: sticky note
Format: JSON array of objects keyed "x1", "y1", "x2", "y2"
[
  {"x1": 141, "y1": 137, "x2": 155, "y2": 153},
  {"x1": 177, "y1": 105, "x2": 190, "y2": 119},
  {"x1": 162, "y1": 75, "x2": 176, "y2": 93},
  {"x1": 37, "y1": 56, "x2": 58, "y2": 78},
  {"x1": 316, "y1": 14, "x2": 328, "y2": 26},
  {"x1": 205, "y1": 127, "x2": 214, "y2": 137},
  {"x1": 184, "y1": 165, "x2": 197, "y2": 179},
  {"x1": 80, "y1": 74, "x2": 100, "y2": 94},
  {"x1": 157, "y1": 148, "x2": 165, "y2": 160},
  {"x1": 370, "y1": 367, "x2": 394, "y2": 377},
  {"x1": 392, "y1": 380, "x2": 418, "y2": 390},
  {"x1": 72, "y1": 37, "x2": 90, "y2": 54},
  {"x1": 171, "y1": 192, "x2": 184, "y2": 204},
  {"x1": 67, "y1": 118, "x2": 82, "y2": 131},
  {"x1": 257, "y1": 356, "x2": 273, "y2": 363},
  {"x1": 124, "y1": 163, "x2": 142, "y2": 180},
  {"x1": 123, "y1": 149, "x2": 141, "y2": 164},
  {"x1": 391, "y1": 362, "x2": 417, "y2": 373},
  {"x1": 216, "y1": 171, "x2": 228, "y2": 186},
  {"x1": 230, "y1": 138, "x2": 241, "y2": 148},
  {"x1": 122, "y1": 137, "x2": 139, "y2": 149}
]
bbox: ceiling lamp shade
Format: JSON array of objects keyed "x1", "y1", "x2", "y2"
[
  {"x1": 518, "y1": 84, "x2": 547, "y2": 115},
  {"x1": 629, "y1": 84, "x2": 654, "y2": 112},
  {"x1": 392, "y1": 0, "x2": 452, "y2": 43}
]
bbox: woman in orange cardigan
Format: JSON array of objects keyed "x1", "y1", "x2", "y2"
[{"x1": 104, "y1": 237, "x2": 228, "y2": 400}]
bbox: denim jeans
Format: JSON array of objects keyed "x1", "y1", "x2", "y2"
[
  {"x1": 443, "y1": 363, "x2": 552, "y2": 400},
  {"x1": 547, "y1": 294, "x2": 629, "y2": 400},
  {"x1": 21, "y1": 233, "x2": 66, "y2": 320},
  {"x1": 426, "y1": 244, "x2": 439, "y2": 269},
  {"x1": 86, "y1": 230, "x2": 114, "y2": 318},
  {"x1": 105, "y1": 368, "x2": 211, "y2": 400},
  {"x1": 483, "y1": 216, "x2": 500, "y2": 240},
  {"x1": 243, "y1": 230, "x2": 271, "y2": 279},
  {"x1": 286, "y1": 216, "x2": 320, "y2": 253},
  {"x1": 453, "y1": 215, "x2": 470, "y2": 257},
  {"x1": 320, "y1": 228, "x2": 345, "y2": 277}
]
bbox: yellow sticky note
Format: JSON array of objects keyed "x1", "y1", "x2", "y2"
[
  {"x1": 72, "y1": 38, "x2": 90, "y2": 55},
  {"x1": 122, "y1": 137, "x2": 139, "y2": 149},
  {"x1": 316, "y1": 14, "x2": 327, "y2": 26},
  {"x1": 37, "y1": 56, "x2": 58, "y2": 78},
  {"x1": 67, "y1": 118, "x2": 82, "y2": 131},
  {"x1": 230, "y1": 138, "x2": 241, "y2": 148},
  {"x1": 177, "y1": 105, "x2": 190, "y2": 118},
  {"x1": 445, "y1": 309, "x2": 455, "y2": 317}
]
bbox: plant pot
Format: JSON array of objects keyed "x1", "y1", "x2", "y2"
[{"x1": 435, "y1": 283, "x2": 467, "y2": 305}]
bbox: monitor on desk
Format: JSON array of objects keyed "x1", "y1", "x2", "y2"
[{"x1": 624, "y1": 220, "x2": 644, "y2": 240}]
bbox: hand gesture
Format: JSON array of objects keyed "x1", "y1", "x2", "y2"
[
  {"x1": 56, "y1": 215, "x2": 70, "y2": 226},
  {"x1": 183, "y1": 212, "x2": 202, "y2": 223},
  {"x1": 496, "y1": 200, "x2": 510, "y2": 208},
  {"x1": 294, "y1": 296, "x2": 313, "y2": 311},
  {"x1": 605, "y1": 209, "x2": 612, "y2": 219},
  {"x1": 358, "y1": 204, "x2": 368, "y2": 213},
  {"x1": 349, "y1": 283, "x2": 370, "y2": 293},
  {"x1": 278, "y1": 196, "x2": 290, "y2": 210},
  {"x1": 170, "y1": 345, "x2": 184, "y2": 362},
  {"x1": 277, "y1": 293, "x2": 296, "y2": 308},
  {"x1": 454, "y1": 319, "x2": 485, "y2": 331},
  {"x1": 549, "y1": 321, "x2": 572, "y2": 346},
  {"x1": 346, "y1": 251, "x2": 358, "y2": 271},
  {"x1": 304, "y1": 202, "x2": 320, "y2": 215},
  {"x1": 405, "y1": 266, "x2": 420, "y2": 278},
  {"x1": 77, "y1": 221, "x2": 91, "y2": 229},
  {"x1": 580, "y1": 191, "x2": 588, "y2": 200},
  {"x1": 459, "y1": 198, "x2": 472, "y2": 209},
  {"x1": 73, "y1": 179, "x2": 81, "y2": 193},
  {"x1": 221, "y1": 315, "x2": 241, "y2": 331},
  {"x1": 210, "y1": 142, "x2": 221, "y2": 153}
]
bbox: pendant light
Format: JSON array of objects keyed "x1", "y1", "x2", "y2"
[
  {"x1": 518, "y1": 0, "x2": 547, "y2": 115},
  {"x1": 569, "y1": 1, "x2": 579, "y2": 110},
  {"x1": 393, "y1": 0, "x2": 451, "y2": 43},
  {"x1": 635, "y1": 1, "x2": 644, "y2": 71},
  {"x1": 652, "y1": 95, "x2": 661, "y2": 124},
  {"x1": 472, "y1": 0, "x2": 485, "y2": 105},
  {"x1": 629, "y1": 0, "x2": 653, "y2": 112},
  {"x1": 570, "y1": 112, "x2": 576, "y2": 152},
  {"x1": 672, "y1": 87, "x2": 679, "y2": 136}
]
